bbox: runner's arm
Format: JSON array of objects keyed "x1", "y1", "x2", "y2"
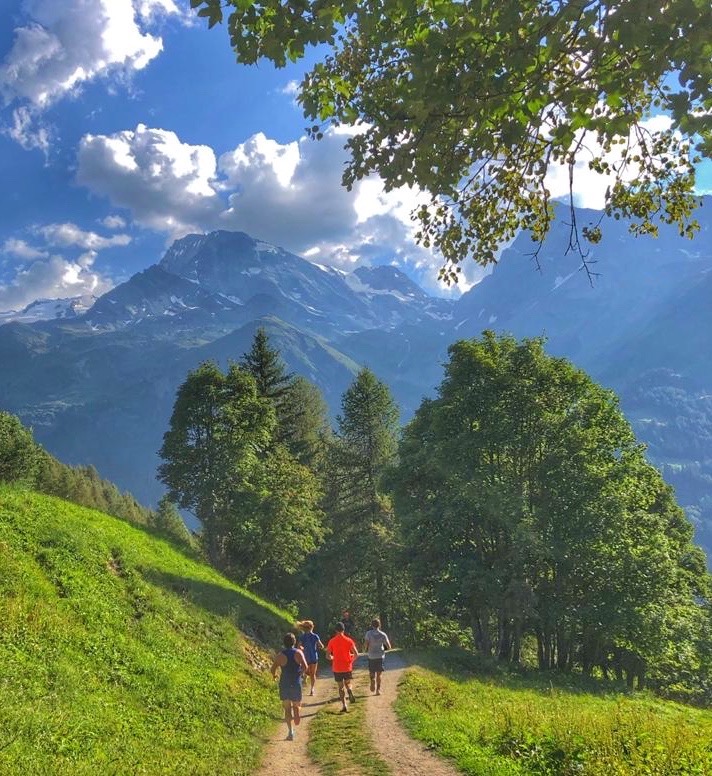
[
  {"x1": 270, "y1": 652, "x2": 285, "y2": 678},
  {"x1": 384, "y1": 635, "x2": 392, "y2": 651},
  {"x1": 296, "y1": 650, "x2": 309, "y2": 671}
]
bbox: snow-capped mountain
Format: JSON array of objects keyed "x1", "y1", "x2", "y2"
[
  {"x1": 0, "y1": 295, "x2": 95, "y2": 324},
  {"x1": 82, "y1": 230, "x2": 450, "y2": 335}
]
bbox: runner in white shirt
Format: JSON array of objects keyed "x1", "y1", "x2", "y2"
[{"x1": 363, "y1": 618, "x2": 392, "y2": 695}]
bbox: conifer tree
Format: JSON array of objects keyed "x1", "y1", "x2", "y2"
[
  {"x1": 331, "y1": 368, "x2": 400, "y2": 625},
  {"x1": 240, "y1": 327, "x2": 293, "y2": 402},
  {"x1": 0, "y1": 411, "x2": 39, "y2": 485},
  {"x1": 151, "y1": 495, "x2": 194, "y2": 549}
]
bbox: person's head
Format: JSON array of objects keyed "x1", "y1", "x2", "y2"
[
  {"x1": 283, "y1": 632, "x2": 297, "y2": 648},
  {"x1": 334, "y1": 621, "x2": 345, "y2": 633},
  {"x1": 298, "y1": 619, "x2": 314, "y2": 632},
  {"x1": 371, "y1": 618, "x2": 381, "y2": 629},
  {"x1": 342, "y1": 609, "x2": 350, "y2": 618}
]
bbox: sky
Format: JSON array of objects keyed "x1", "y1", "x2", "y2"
[{"x1": 0, "y1": 0, "x2": 710, "y2": 312}]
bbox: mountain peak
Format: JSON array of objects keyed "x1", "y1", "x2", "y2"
[{"x1": 349, "y1": 264, "x2": 430, "y2": 301}]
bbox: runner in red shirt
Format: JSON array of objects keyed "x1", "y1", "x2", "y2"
[{"x1": 326, "y1": 621, "x2": 359, "y2": 712}]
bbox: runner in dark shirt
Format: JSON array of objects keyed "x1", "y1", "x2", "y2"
[
  {"x1": 298, "y1": 619, "x2": 325, "y2": 697},
  {"x1": 271, "y1": 633, "x2": 309, "y2": 740}
]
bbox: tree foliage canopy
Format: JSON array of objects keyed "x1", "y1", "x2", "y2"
[
  {"x1": 192, "y1": 0, "x2": 711, "y2": 277},
  {"x1": 391, "y1": 333, "x2": 710, "y2": 684},
  {"x1": 157, "y1": 360, "x2": 323, "y2": 585}
]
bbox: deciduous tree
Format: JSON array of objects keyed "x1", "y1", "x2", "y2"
[{"x1": 192, "y1": 0, "x2": 711, "y2": 277}]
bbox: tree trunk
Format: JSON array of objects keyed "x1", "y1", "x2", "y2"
[
  {"x1": 536, "y1": 629, "x2": 546, "y2": 670},
  {"x1": 498, "y1": 616, "x2": 512, "y2": 661},
  {"x1": 472, "y1": 610, "x2": 492, "y2": 656},
  {"x1": 375, "y1": 567, "x2": 387, "y2": 629}
]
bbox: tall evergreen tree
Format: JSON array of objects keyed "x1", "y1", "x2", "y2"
[
  {"x1": 330, "y1": 368, "x2": 400, "y2": 625},
  {"x1": 0, "y1": 411, "x2": 39, "y2": 485},
  {"x1": 280, "y1": 376, "x2": 332, "y2": 471},
  {"x1": 240, "y1": 327, "x2": 293, "y2": 402}
]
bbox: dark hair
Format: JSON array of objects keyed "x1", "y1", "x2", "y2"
[
  {"x1": 371, "y1": 618, "x2": 381, "y2": 629},
  {"x1": 335, "y1": 622, "x2": 345, "y2": 632},
  {"x1": 283, "y1": 632, "x2": 297, "y2": 647}
]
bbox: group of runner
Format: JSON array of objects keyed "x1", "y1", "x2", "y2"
[{"x1": 270, "y1": 612, "x2": 392, "y2": 741}]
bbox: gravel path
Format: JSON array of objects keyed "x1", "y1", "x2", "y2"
[
  {"x1": 362, "y1": 652, "x2": 460, "y2": 776},
  {"x1": 255, "y1": 668, "x2": 332, "y2": 775}
]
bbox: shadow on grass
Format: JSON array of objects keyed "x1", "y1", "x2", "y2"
[
  {"x1": 406, "y1": 646, "x2": 632, "y2": 698},
  {"x1": 141, "y1": 567, "x2": 290, "y2": 646}
]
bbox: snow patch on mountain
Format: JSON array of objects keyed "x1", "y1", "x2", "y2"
[{"x1": 0, "y1": 295, "x2": 95, "y2": 323}]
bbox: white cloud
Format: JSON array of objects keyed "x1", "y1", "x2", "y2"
[
  {"x1": 1, "y1": 238, "x2": 48, "y2": 261},
  {"x1": 37, "y1": 222, "x2": 132, "y2": 250},
  {"x1": 0, "y1": 0, "x2": 179, "y2": 109},
  {"x1": 3, "y1": 106, "x2": 52, "y2": 153},
  {"x1": 101, "y1": 214, "x2": 127, "y2": 230},
  {"x1": 0, "y1": 253, "x2": 113, "y2": 311},
  {"x1": 0, "y1": 220, "x2": 132, "y2": 311},
  {"x1": 75, "y1": 123, "x2": 472, "y2": 293},
  {"x1": 77, "y1": 124, "x2": 222, "y2": 236},
  {"x1": 281, "y1": 80, "x2": 300, "y2": 97}
]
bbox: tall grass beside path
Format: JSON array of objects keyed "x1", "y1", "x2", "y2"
[{"x1": 394, "y1": 657, "x2": 712, "y2": 775}]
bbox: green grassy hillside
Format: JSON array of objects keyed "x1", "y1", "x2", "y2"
[
  {"x1": 395, "y1": 656, "x2": 712, "y2": 776},
  {"x1": 0, "y1": 486, "x2": 293, "y2": 775}
]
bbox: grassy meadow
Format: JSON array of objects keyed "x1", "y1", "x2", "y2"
[
  {"x1": 394, "y1": 655, "x2": 712, "y2": 776},
  {"x1": 0, "y1": 485, "x2": 293, "y2": 775}
]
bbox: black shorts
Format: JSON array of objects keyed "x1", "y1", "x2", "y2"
[
  {"x1": 368, "y1": 658, "x2": 384, "y2": 675},
  {"x1": 333, "y1": 671, "x2": 353, "y2": 682}
]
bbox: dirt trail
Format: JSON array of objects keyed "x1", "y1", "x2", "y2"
[
  {"x1": 362, "y1": 652, "x2": 460, "y2": 776},
  {"x1": 255, "y1": 669, "x2": 332, "y2": 776},
  {"x1": 256, "y1": 653, "x2": 459, "y2": 775}
]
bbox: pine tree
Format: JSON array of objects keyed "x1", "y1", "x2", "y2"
[
  {"x1": 240, "y1": 327, "x2": 293, "y2": 402},
  {"x1": 334, "y1": 368, "x2": 400, "y2": 626},
  {"x1": 151, "y1": 495, "x2": 194, "y2": 548},
  {"x1": 0, "y1": 412, "x2": 39, "y2": 485}
]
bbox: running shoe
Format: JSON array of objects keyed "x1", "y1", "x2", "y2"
[{"x1": 286, "y1": 731, "x2": 295, "y2": 741}]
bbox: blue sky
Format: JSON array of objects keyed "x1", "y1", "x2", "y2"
[{"x1": 0, "y1": 0, "x2": 710, "y2": 312}]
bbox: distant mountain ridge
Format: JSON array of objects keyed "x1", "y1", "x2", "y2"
[{"x1": 1, "y1": 205, "x2": 711, "y2": 555}]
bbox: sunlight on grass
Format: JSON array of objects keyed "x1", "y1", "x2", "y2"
[
  {"x1": 0, "y1": 486, "x2": 294, "y2": 775},
  {"x1": 395, "y1": 664, "x2": 712, "y2": 775}
]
